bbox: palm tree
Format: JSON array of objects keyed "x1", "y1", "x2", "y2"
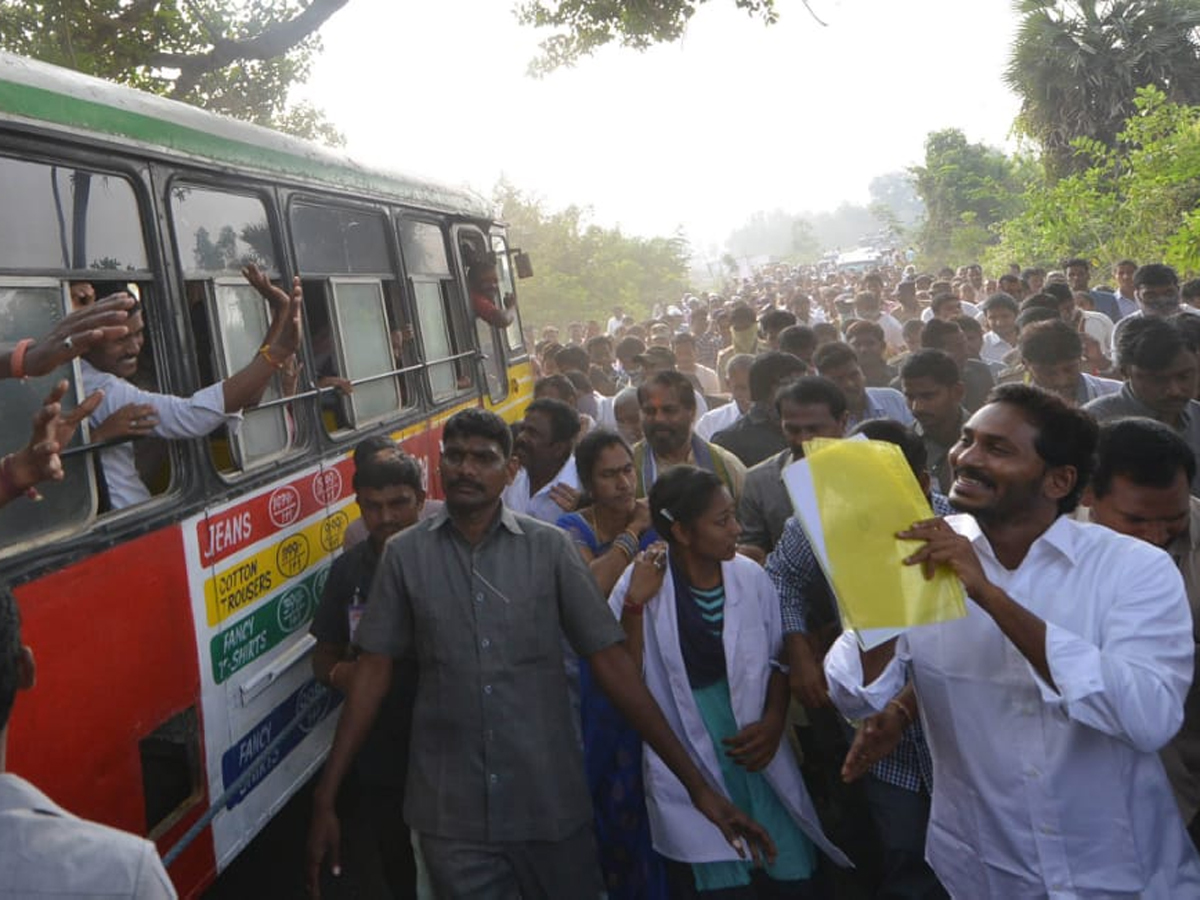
[{"x1": 1006, "y1": 0, "x2": 1200, "y2": 176}]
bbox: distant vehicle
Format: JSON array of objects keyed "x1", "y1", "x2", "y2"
[{"x1": 835, "y1": 248, "x2": 884, "y2": 273}]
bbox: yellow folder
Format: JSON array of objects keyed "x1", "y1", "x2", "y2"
[{"x1": 794, "y1": 438, "x2": 966, "y2": 635}]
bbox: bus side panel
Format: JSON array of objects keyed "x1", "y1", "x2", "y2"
[{"x1": 8, "y1": 524, "x2": 216, "y2": 881}]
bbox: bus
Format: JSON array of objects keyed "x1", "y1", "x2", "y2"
[{"x1": 0, "y1": 51, "x2": 533, "y2": 896}]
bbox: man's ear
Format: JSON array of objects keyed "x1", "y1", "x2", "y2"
[
  {"x1": 1043, "y1": 465, "x2": 1077, "y2": 506},
  {"x1": 952, "y1": 381, "x2": 967, "y2": 405},
  {"x1": 18, "y1": 646, "x2": 34, "y2": 691}
]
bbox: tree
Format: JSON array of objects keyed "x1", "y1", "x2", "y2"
[
  {"x1": 987, "y1": 86, "x2": 1200, "y2": 274},
  {"x1": 0, "y1": 0, "x2": 350, "y2": 144},
  {"x1": 1006, "y1": 0, "x2": 1200, "y2": 176},
  {"x1": 494, "y1": 180, "x2": 691, "y2": 329},
  {"x1": 516, "y1": 0, "x2": 793, "y2": 75},
  {"x1": 910, "y1": 129, "x2": 1031, "y2": 267}
]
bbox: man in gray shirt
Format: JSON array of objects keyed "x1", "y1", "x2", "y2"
[
  {"x1": 307, "y1": 408, "x2": 773, "y2": 898},
  {"x1": 1085, "y1": 316, "x2": 1200, "y2": 495}
]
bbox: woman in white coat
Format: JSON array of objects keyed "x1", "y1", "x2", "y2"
[{"x1": 610, "y1": 465, "x2": 849, "y2": 898}]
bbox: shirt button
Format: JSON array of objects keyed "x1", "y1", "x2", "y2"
[
  {"x1": 484, "y1": 684, "x2": 493, "y2": 695},
  {"x1": 1024, "y1": 766, "x2": 1040, "y2": 778},
  {"x1": 481, "y1": 638, "x2": 491, "y2": 649},
  {"x1": 489, "y1": 773, "x2": 498, "y2": 784},
  {"x1": 475, "y1": 592, "x2": 484, "y2": 603}
]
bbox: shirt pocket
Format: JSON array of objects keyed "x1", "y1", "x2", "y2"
[{"x1": 501, "y1": 585, "x2": 555, "y2": 666}]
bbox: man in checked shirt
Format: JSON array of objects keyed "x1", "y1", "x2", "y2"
[{"x1": 766, "y1": 418, "x2": 948, "y2": 899}]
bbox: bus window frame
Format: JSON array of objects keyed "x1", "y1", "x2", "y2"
[
  {"x1": 284, "y1": 192, "x2": 428, "y2": 440},
  {"x1": 325, "y1": 275, "x2": 405, "y2": 429},
  {"x1": 0, "y1": 276, "x2": 98, "y2": 557},
  {"x1": 489, "y1": 230, "x2": 527, "y2": 357},
  {"x1": 207, "y1": 275, "x2": 295, "y2": 471},
  {"x1": 397, "y1": 215, "x2": 478, "y2": 410}
]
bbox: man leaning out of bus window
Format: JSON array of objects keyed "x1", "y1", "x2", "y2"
[
  {"x1": 310, "y1": 453, "x2": 425, "y2": 898},
  {"x1": 469, "y1": 254, "x2": 517, "y2": 328},
  {"x1": 81, "y1": 265, "x2": 302, "y2": 510},
  {"x1": 0, "y1": 583, "x2": 177, "y2": 897}
]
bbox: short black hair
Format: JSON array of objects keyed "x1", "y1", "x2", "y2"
[
  {"x1": 574, "y1": 428, "x2": 633, "y2": 494},
  {"x1": 1020, "y1": 319, "x2": 1082, "y2": 365},
  {"x1": 778, "y1": 325, "x2": 817, "y2": 357},
  {"x1": 812, "y1": 340, "x2": 858, "y2": 373},
  {"x1": 1182, "y1": 279, "x2": 1200, "y2": 302},
  {"x1": 0, "y1": 583, "x2": 19, "y2": 733},
  {"x1": 1016, "y1": 307, "x2": 1061, "y2": 331},
  {"x1": 774, "y1": 375, "x2": 848, "y2": 419},
  {"x1": 443, "y1": 407, "x2": 513, "y2": 457},
  {"x1": 615, "y1": 336, "x2": 645, "y2": 360},
  {"x1": 760, "y1": 309, "x2": 798, "y2": 337},
  {"x1": 585, "y1": 334, "x2": 613, "y2": 355},
  {"x1": 1062, "y1": 257, "x2": 1090, "y2": 271},
  {"x1": 986, "y1": 382, "x2": 1097, "y2": 514},
  {"x1": 981, "y1": 293, "x2": 1019, "y2": 315},
  {"x1": 724, "y1": 353, "x2": 756, "y2": 380},
  {"x1": 649, "y1": 465, "x2": 726, "y2": 540},
  {"x1": 748, "y1": 351, "x2": 807, "y2": 403},
  {"x1": 1134, "y1": 263, "x2": 1179, "y2": 289},
  {"x1": 930, "y1": 292, "x2": 959, "y2": 313},
  {"x1": 1092, "y1": 417, "x2": 1196, "y2": 498},
  {"x1": 954, "y1": 315, "x2": 983, "y2": 337},
  {"x1": 534, "y1": 374, "x2": 578, "y2": 403},
  {"x1": 900, "y1": 349, "x2": 961, "y2": 386},
  {"x1": 846, "y1": 319, "x2": 885, "y2": 343},
  {"x1": 920, "y1": 318, "x2": 962, "y2": 350},
  {"x1": 525, "y1": 397, "x2": 582, "y2": 445},
  {"x1": 1021, "y1": 292, "x2": 1061, "y2": 312},
  {"x1": 352, "y1": 435, "x2": 398, "y2": 470},
  {"x1": 1116, "y1": 316, "x2": 1192, "y2": 372},
  {"x1": 849, "y1": 418, "x2": 928, "y2": 480},
  {"x1": 637, "y1": 370, "x2": 696, "y2": 411},
  {"x1": 353, "y1": 454, "x2": 424, "y2": 494},
  {"x1": 1041, "y1": 282, "x2": 1072, "y2": 305},
  {"x1": 554, "y1": 345, "x2": 590, "y2": 373}
]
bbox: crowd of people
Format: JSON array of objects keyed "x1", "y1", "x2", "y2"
[{"x1": 4, "y1": 254, "x2": 1200, "y2": 899}]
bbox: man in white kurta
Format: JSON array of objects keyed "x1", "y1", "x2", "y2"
[{"x1": 825, "y1": 384, "x2": 1200, "y2": 898}]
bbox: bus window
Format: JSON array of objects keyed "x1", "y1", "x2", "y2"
[
  {"x1": 290, "y1": 202, "x2": 413, "y2": 432},
  {"x1": 398, "y1": 219, "x2": 474, "y2": 403},
  {"x1": 0, "y1": 281, "x2": 96, "y2": 549},
  {"x1": 491, "y1": 234, "x2": 525, "y2": 354},
  {"x1": 329, "y1": 279, "x2": 402, "y2": 425},
  {"x1": 170, "y1": 186, "x2": 291, "y2": 471},
  {"x1": 0, "y1": 156, "x2": 148, "y2": 271}
]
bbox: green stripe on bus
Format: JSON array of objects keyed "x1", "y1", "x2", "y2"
[{"x1": 0, "y1": 77, "x2": 483, "y2": 212}]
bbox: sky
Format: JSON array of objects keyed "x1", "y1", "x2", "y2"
[{"x1": 294, "y1": 0, "x2": 1025, "y2": 253}]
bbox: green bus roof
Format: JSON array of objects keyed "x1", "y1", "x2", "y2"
[{"x1": 0, "y1": 52, "x2": 494, "y2": 219}]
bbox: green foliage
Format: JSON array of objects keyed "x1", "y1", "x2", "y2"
[
  {"x1": 1006, "y1": 0, "x2": 1200, "y2": 176},
  {"x1": 495, "y1": 180, "x2": 691, "y2": 329},
  {"x1": 910, "y1": 129, "x2": 1032, "y2": 268},
  {"x1": 987, "y1": 86, "x2": 1200, "y2": 273},
  {"x1": 0, "y1": 0, "x2": 348, "y2": 144},
  {"x1": 516, "y1": 0, "x2": 778, "y2": 75}
]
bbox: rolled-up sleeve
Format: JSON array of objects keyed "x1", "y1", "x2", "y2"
[
  {"x1": 1030, "y1": 550, "x2": 1194, "y2": 753},
  {"x1": 766, "y1": 517, "x2": 811, "y2": 635},
  {"x1": 825, "y1": 630, "x2": 909, "y2": 720}
]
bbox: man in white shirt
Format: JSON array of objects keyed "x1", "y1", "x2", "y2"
[
  {"x1": 695, "y1": 354, "x2": 753, "y2": 441},
  {"x1": 0, "y1": 584, "x2": 176, "y2": 898},
  {"x1": 980, "y1": 293, "x2": 1020, "y2": 365},
  {"x1": 82, "y1": 266, "x2": 301, "y2": 509},
  {"x1": 825, "y1": 383, "x2": 1200, "y2": 898},
  {"x1": 502, "y1": 397, "x2": 580, "y2": 523}
]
